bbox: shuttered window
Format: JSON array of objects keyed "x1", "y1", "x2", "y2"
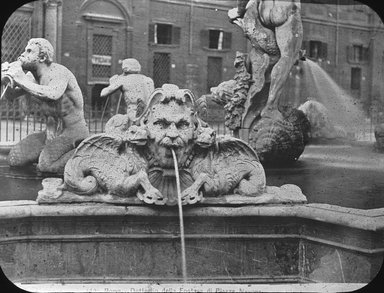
[
  {"x1": 302, "y1": 40, "x2": 327, "y2": 60},
  {"x1": 347, "y1": 45, "x2": 369, "y2": 63},
  {"x1": 148, "y1": 23, "x2": 181, "y2": 45},
  {"x1": 201, "y1": 29, "x2": 232, "y2": 50}
]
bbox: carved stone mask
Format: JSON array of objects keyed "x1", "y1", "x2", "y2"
[{"x1": 139, "y1": 84, "x2": 198, "y2": 168}]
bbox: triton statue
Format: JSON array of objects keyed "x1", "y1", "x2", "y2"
[
  {"x1": 100, "y1": 58, "x2": 154, "y2": 135},
  {"x1": 1, "y1": 38, "x2": 89, "y2": 174}
]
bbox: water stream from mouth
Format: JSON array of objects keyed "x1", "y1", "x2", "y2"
[{"x1": 171, "y1": 148, "x2": 187, "y2": 282}]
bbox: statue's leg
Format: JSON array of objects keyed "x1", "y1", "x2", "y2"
[
  {"x1": 247, "y1": 48, "x2": 270, "y2": 99},
  {"x1": 236, "y1": 163, "x2": 266, "y2": 196},
  {"x1": 181, "y1": 173, "x2": 208, "y2": 204},
  {"x1": 37, "y1": 136, "x2": 77, "y2": 174},
  {"x1": 7, "y1": 132, "x2": 46, "y2": 167},
  {"x1": 117, "y1": 170, "x2": 164, "y2": 204},
  {"x1": 261, "y1": 12, "x2": 303, "y2": 119}
]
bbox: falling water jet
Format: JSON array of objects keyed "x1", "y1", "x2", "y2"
[
  {"x1": 171, "y1": 148, "x2": 187, "y2": 283},
  {"x1": 300, "y1": 59, "x2": 367, "y2": 136}
]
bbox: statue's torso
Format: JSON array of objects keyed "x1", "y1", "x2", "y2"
[
  {"x1": 38, "y1": 67, "x2": 87, "y2": 139},
  {"x1": 244, "y1": 0, "x2": 296, "y2": 56},
  {"x1": 120, "y1": 74, "x2": 153, "y2": 104},
  {"x1": 242, "y1": 1, "x2": 278, "y2": 56}
]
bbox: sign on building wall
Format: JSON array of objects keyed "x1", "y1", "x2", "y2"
[{"x1": 91, "y1": 54, "x2": 112, "y2": 66}]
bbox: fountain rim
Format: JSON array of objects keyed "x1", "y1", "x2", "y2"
[{"x1": 0, "y1": 200, "x2": 383, "y2": 231}]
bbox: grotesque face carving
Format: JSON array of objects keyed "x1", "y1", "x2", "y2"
[{"x1": 146, "y1": 99, "x2": 196, "y2": 168}]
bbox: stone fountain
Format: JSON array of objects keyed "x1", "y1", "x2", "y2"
[
  {"x1": 0, "y1": 83, "x2": 382, "y2": 289},
  {"x1": 0, "y1": 2, "x2": 383, "y2": 290}
]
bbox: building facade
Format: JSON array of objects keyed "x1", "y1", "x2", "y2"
[{"x1": 1, "y1": 0, "x2": 384, "y2": 120}]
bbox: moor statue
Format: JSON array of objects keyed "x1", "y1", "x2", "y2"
[
  {"x1": 1, "y1": 38, "x2": 89, "y2": 174},
  {"x1": 61, "y1": 84, "x2": 267, "y2": 206}
]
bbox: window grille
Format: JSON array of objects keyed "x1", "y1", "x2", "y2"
[
  {"x1": 153, "y1": 53, "x2": 170, "y2": 88},
  {"x1": 1, "y1": 13, "x2": 32, "y2": 63},
  {"x1": 92, "y1": 34, "x2": 112, "y2": 78}
]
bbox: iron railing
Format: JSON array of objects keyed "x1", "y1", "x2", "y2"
[{"x1": 0, "y1": 99, "x2": 231, "y2": 144}]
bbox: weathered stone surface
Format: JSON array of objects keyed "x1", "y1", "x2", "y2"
[{"x1": 1, "y1": 38, "x2": 89, "y2": 174}]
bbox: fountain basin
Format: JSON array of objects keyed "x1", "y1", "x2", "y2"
[
  {"x1": 2, "y1": 143, "x2": 384, "y2": 209},
  {"x1": 0, "y1": 200, "x2": 382, "y2": 285}
]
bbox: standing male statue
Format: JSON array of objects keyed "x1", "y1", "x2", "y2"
[
  {"x1": 229, "y1": 0, "x2": 303, "y2": 121},
  {"x1": 100, "y1": 58, "x2": 154, "y2": 121},
  {"x1": 1, "y1": 38, "x2": 89, "y2": 174}
]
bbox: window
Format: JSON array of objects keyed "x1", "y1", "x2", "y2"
[
  {"x1": 92, "y1": 34, "x2": 112, "y2": 78},
  {"x1": 153, "y1": 53, "x2": 171, "y2": 88},
  {"x1": 209, "y1": 30, "x2": 225, "y2": 49},
  {"x1": 347, "y1": 45, "x2": 369, "y2": 63},
  {"x1": 201, "y1": 29, "x2": 232, "y2": 50},
  {"x1": 148, "y1": 23, "x2": 180, "y2": 45},
  {"x1": 308, "y1": 40, "x2": 327, "y2": 60},
  {"x1": 351, "y1": 67, "x2": 361, "y2": 90},
  {"x1": 352, "y1": 45, "x2": 363, "y2": 62},
  {"x1": 207, "y1": 57, "x2": 222, "y2": 92}
]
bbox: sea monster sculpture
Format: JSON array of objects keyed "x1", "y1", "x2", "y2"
[{"x1": 56, "y1": 84, "x2": 267, "y2": 206}]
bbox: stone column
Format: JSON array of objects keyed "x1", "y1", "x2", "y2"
[{"x1": 43, "y1": 0, "x2": 62, "y2": 60}]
